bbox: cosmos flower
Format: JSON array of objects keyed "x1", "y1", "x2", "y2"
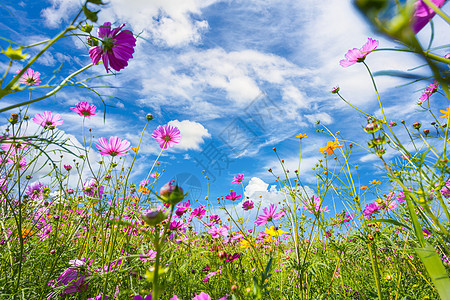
[
  {"x1": 225, "y1": 191, "x2": 241, "y2": 201},
  {"x1": 89, "y1": 22, "x2": 136, "y2": 73},
  {"x1": 32, "y1": 111, "x2": 63, "y2": 129},
  {"x1": 96, "y1": 136, "x2": 131, "y2": 157},
  {"x1": 175, "y1": 200, "x2": 191, "y2": 218},
  {"x1": 192, "y1": 292, "x2": 212, "y2": 300},
  {"x1": 412, "y1": 0, "x2": 447, "y2": 33},
  {"x1": 303, "y1": 196, "x2": 329, "y2": 214},
  {"x1": 319, "y1": 138, "x2": 343, "y2": 155},
  {"x1": 340, "y1": 38, "x2": 379, "y2": 67},
  {"x1": 419, "y1": 80, "x2": 439, "y2": 102},
  {"x1": 232, "y1": 173, "x2": 244, "y2": 184},
  {"x1": 151, "y1": 124, "x2": 181, "y2": 150},
  {"x1": 70, "y1": 102, "x2": 97, "y2": 119},
  {"x1": 439, "y1": 105, "x2": 450, "y2": 119},
  {"x1": 16, "y1": 68, "x2": 41, "y2": 86},
  {"x1": 208, "y1": 226, "x2": 228, "y2": 238},
  {"x1": 264, "y1": 226, "x2": 286, "y2": 237},
  {"x1": 255, "y1": 204, "x2": 283, "y2": 226},
  {"x1": 27, "y1": 182, "x2": 45, "y2": 200},
  {"x1": 362, "y1": 202, "x2": 383, "y2": 219},
  {"x1": 191, "y1": 205, "x2": 206, "y2": 220},
  {"x1": 296, "y1": 133, "x2": 308, "y2": 139},
  {"x1": 242, "y1": 200, "x2": 254, "y2": 211},
  {"x1": 84, "y1": 179, "x2": 104, "y2": 199}
]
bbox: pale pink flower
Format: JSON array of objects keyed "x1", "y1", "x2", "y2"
[
  {"x1": 340, "y1": 38, "x2": 379, "y2": 67},
  {"x1": 32, "y1": 111, "x2": 63, "y2": 129},
  {"x1": 208, "y1": 226, "x2": 228, "y2": 238},
  {"x1": 151, "y1": 124, "x2": 181, "y2": 149},
  {"x1": 192, "y1": 292, "x2": 211, "y2": 300},
  {"x1": 96, "y1": 136, "x2": 131, "y2": 157},
  {"x1": 71, "y1": 102, "x2": 96, "y2": 118},
  {"x1": 16, "y1": 68, "x2": 41, "y2": 86},
  {"x1": 89, "y1": 22, "x2": 136, "y2": 73}
]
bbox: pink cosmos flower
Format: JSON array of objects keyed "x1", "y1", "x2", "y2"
[
  {"x1": 71, "y1": 102, "x2": 97, "y2": 118},
  {"x1": 16, "y1": 68, "x2": 41, "y2": 86},
  {"x1": 386, "y1": 199, "x2": 398, "y2": 211},
  {"x1": 207, "y1": 214, "x2": 221, "y2": 226},
  {"x1": 397, "y1": 187, "x2": 411, "y2": 203},
  {"x1": 191, "y1": 205, "x2": 206, "y2": 220},
  {"x1": 340, "y1": 38, "x2": 379, "y2": 67},
  {"x1": 419, "y1": 80, "x2": 439, "y2": 102},
  {"x1": 48, "y1": 258, "x2": 90, "y2": 295},
  {"x1": 232, "y1": 173, "x2": 244, "y2": 184},
  {"x1": 151, "y1": 124, "x2": 181, "y2": 149},
  {"x1": 225, "y1": 191, "x2": 241, "y2": 201},
  {"x1": 242, "y1": 200, "x2": 254, "y2": 211},
  {"x1": 96, "y1": 136, "x2": 131, "y2": 157},
  {"x1": 255, "y1": 204, "x2": 283, "y2": 226},
  {"x1": 175, "y1": 200, "x2": 191, "y2": 218},
  {"x1": 192, "y1": 292, "x2": 211, "y2": 300},
  {"x1": 363, "y1": 202, "x2": 383, "y2": 219},
  {"x1": 27, "y1": 182, "x2": 45, "y2": 200},
  {"x1": 208, "y1": 226, "x2": 228, "y2": 238},
  {"x1": 169, "y1": 220, "x2": 184, "y2": 231},
  {"x1": 440, "y1": 181, "x2": 450, "y2": 198},
  {"x1": 412, "y1": 0, "x2": 447, "y2": 33},
  {"x1": 303, "y1": 196, "x2": 328, "y2": 214},
  {"x1": 84, "y1": 178, "x2": 104, "y2": 199},
  {"x1": 89, "y1": 22, "x2": 136, "y2": 73},
  {"x1": 32, "y1": 111, "x2": 63, "y2": 129}
]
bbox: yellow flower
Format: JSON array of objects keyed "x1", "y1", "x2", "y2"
[
  {"x1": 264, "y1": 236, "x2": 276, "y2": 243},
  {"x1": 319, "y1": 138, "x2": 343, "y2": 155},
  {"x1": 439, "y1": 106, "x2": 450, "y2": 119},
  {"x1": 131, "y1": 147, "x2": 139, "y2": 152},
  {"x1": 240, "y1": 238, "x2": 256, "y2": 249},
  {"x1": 264, "y1": 226, "x2": 286, "y2": 237},
  {"x1": 360, "y1": 186, "x2": 368, "y2": 190},
  {"x1": 296, "y1": 133, "x2": 308, "y2": 139},
  {"x1": 369, "y1": 180, "x2": 381, "y2": 185},
  {"x1": 138, "y1": 186, "x2": 150, "y2": 195}
]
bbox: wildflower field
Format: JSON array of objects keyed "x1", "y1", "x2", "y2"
[{"x1": 0, "y1": 0, "x2": 450, "y2": 299}]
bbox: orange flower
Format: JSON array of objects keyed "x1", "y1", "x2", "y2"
[
  {"x1": 319, "y1": 138, "x2": 343, "y2": 155},
  {"x1": 131, "y1": 147, "x2": 139, "y2": 152},
  {"x1": 21, "y1": 228, "x2": 32, "y2": 238},
  {"x1": 360, "y1": 186, "x2": 368, "y2": 190},
  {"x1": 138, "y1": 186, "x2": 150, "y2": 195},
  {"x1": 296, "y1": 133, "x2": 308, "y2": 139},
  {"x1": 369, "y1": 180, "x2": 381, "y2": 185},
  {"x1": 439, "y1": 106, "x2": 450, "y2": 119}
]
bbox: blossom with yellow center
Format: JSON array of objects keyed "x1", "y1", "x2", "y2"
[
  {"x1": 369, "y1": 180, "x2": 381, "y2": 185},
  {"x1": 264, "y1": 226, "x2": 286, "y2": 237},
  {"x1": 264, "y1": 236, "x2": 276, "y2": 243},
  {"x1": 319, "y1": 138, "x2": 343, "y2": 155},
  {"x1": 240, "y1": 238, "x2": 256, "y2": 249},
  {"x1": 296, "y1": 133, "x2": 308, "y2": 139},
  {"x1": 439, "y1": 106, "x2": 450, "y2": 119}
]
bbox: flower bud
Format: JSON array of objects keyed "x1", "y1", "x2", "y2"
[
  {"x1": 146, "y1": 114, "x2": 153, "y2": 121},
  {"x1": 424, "y1": 129, "x2": 429, "y2": 135},
  {"x1": 364, "y1": 122, "x2": 380, "y2": 133},
  {"x1": 331, "y1": 86, "x2": 340, "y2": 94},
  {"x1": 218, "y1": 251, "x2": 226, "y2": 259},
  {"x1": 159, "y1": 182, "x2": 185, "y2": 205},
  {"x1": 142, "y1": 210, "x2": 168, "y2": 227},
  {"x1": 412, "y1": 122, "x2": 421, "y2": 129},
  {"x1": 9, "y1": 113, "x2": 19, "y2": 124}
]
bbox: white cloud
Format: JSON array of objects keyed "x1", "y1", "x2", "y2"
[{"x1": 168, "y1": 119, "x2": 211, "y2": 151}]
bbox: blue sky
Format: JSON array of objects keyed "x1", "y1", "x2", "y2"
[{"x1": 1, "y1": 0, "x2": 449, "y2": 217}]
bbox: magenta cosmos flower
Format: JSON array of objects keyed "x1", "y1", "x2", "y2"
[
  {"x1": 242, "y1": 200, "x2": 254, "y2": 211},
  {"x1": 225, "y1": 191, "x2": 241, "y2": 201},
  {"x1": 340, "y1": 38, "x2": 379, "y2": 67},
  {"x1": 96, "y1": 136, "x2": 131, "y2": 157},
  {"x1": 208, "y1": 226, "x2": 228, "y2": 238},
  {"x1": 89, "y1": 22, "x2": 136, "y2": 73},
  {"x1": 192, "y1": 292, "x2": 211, "y2": 300},
  {"x1": 71, "y1": 102, "x2": 97, "y2": 118},
  {"x1": 232, "y1": 173, "x2": 244, "y2": 184},
  {"x1": 419, "y1": 80, "x2": 439, "y2": 102},
  {"x1": 16, "y1": 68, "x2": 41, "y2": 86},
  {"x1": 32, "y1": 111, "x2": 63, "y2": 129},
  {"x1": 151, "y1": 124, "x2": 181, "y2": 149},
  {"x1": 412, "y1": 0, "x2": 447, "y2": 33},
  {"x1": 255, "y1": 204, "x2": 283, "y2": 226}
]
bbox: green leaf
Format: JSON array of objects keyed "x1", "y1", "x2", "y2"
[
  {"x1": 415, "y1": 245, "x2": 450, "y2": 299},
  {"x1": 83, "y1": 5, "x2": 99, "y2": 22},
  {"x1": 1, "y1": 45, "x2": 26, "y2": 60},
  {"x1": 367, "y1": 218, "x2": 411, "y2": 230},
  {"x1": 87, "y1": 0, "x2": 105, "y2": 4}
]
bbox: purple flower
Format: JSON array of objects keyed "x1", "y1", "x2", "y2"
[
  {"x1": 48, "y1": 258, "x2": 90, "y2": 295},
  {"x1": 191, "y1": 205, "x2": 206, "y2": 220},
  {"x1": 16, "y1": 68, "x2": 41, "y2": 86},
  {"x1": 88, "y1": 293, "x2": 108, "y2": 300},
  {"x1": 151, "y1": 124, "x2": 181, "y2": 150},
  {"x1": 440, "y1": 181, "x2": 450, "y2": 198},
  {"x1": 207, "y1": 214, "x2": 220, "y2": 226},
  {"x1": 225, "y1": 252, "x2": 241, "y2": 262},
  {"x1": 232, "y1": 173, "x2": 244, "y2": 184},
  {"x1": 71, "y1": 102, "x2": 97, "y2": 118},
  {"x1": 27, "y1": 182, "x2": 45, "y2": 200},
  {"x1": 96, "y1": 136, "x2": 131, "y2": 157},
  {"x1": 225, "y1": 191, "x2": 241, "y2": 201},
  {"x1": 242, "y1": 200, "x2": 254, "y2": 211},
  {"x1": 255, "y1": 204, "x2": 283, "y2": 226},
  {"x1": 32, "y1": 111, "x2": 63, "y2": 129},
  {"x1": 340, "y1": 38, "x2": 379, "y2": 67},
  {"x1": 132, "y1": 295, "x2": 152, "y2": 300},
  {"x1": 64, "y1": 165, "x2": 72, "y2": 171},
  {"x1": 412, "y1": 0, "x2": 447, "y2": 33},
  {"x1": 89, "y1": 22, "x2": 136, "y2": 73},
  {"x1": 423, "y1": 228, "x2": 432, "y2": 237}
]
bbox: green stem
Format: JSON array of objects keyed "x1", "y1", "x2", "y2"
[
  {"x1": 421, "y1": 0, "x2": 450, "y2": 27},
  {"x1": 367, "y1": 242, "x2": 383, "y2": 300}
]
